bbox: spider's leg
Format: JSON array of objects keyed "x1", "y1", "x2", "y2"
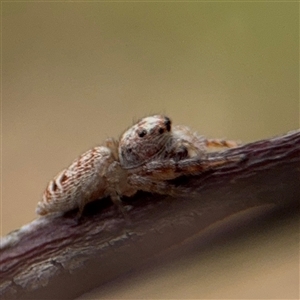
[
  {"x1": 128, "y1": 174, "x2": 189, "y2": 197},
  {"x1": 76, "y1": 202, "x2": 85, "y2": 220},
  {"x1": 131, "y1": 155, "x2": 241, "y2": 181},
  {"x1": 75, "y1": 196, "x2": 91, "y2": 221},
  {"x1": 109, "y1": 191, "x2": 131, "y2": 221},
  {"x1": 205, "y1": 139, "x2": 240, "y2": 151}
]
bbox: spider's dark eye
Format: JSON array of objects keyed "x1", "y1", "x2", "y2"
[
  {"x1": 138, "y1": 130, "x2": 147, "y2": 138},
  {"x1": 164, "y1": 117, "x2": 171, "y2": 132},
  {"x1": 158, "y1": 127, "x2": 164, "y2": 134}
]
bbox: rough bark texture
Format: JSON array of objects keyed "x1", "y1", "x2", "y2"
[{"x1": 1, "y1": 130, "x2": 300, "y2": 300}]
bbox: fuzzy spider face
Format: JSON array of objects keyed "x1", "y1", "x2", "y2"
[{"x1": 119, "y1": 115, "x2": 172, "y2": 169}]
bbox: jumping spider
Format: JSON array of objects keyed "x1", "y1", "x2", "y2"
[{"x1": 36, "y1": 115, "x2": 239, "y2": 217}]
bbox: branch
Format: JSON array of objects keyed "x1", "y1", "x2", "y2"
[{"x1": 1, "y1": 130, "x2": 300, "y2": 299}]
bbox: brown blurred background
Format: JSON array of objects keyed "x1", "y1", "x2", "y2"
[{"x1": 2, "y1": 2, "x2": 299, "y2": 299}]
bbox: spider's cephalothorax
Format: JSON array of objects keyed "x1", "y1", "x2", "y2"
[
  {"x1": 119, "y1": 115, "x2": 173, "y2": 169},
  {"x1": 118, "y1": 115, "x2": 210, "y2": 168},
  {"x1": 36, "y1": 115, "x2": 239, "y2": 216}
]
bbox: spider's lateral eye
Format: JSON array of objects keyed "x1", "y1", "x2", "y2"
[
  {"x1": 164, "y1": 117, "x2": 171, "y2": 132},
  {"x1": 158, "y1": 127, "x2": 164, "y2": 134},
  {"x1": 138, "y1": 129, "x2": 147, "y2": 138}
]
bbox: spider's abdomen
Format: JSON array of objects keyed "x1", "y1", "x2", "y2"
[{"x1": 36, "y1": 146, "x2": 114, "y2": 215}]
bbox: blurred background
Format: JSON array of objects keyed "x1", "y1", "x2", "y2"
[{"x1": 2, "y1": 2, "x2": 299, "y2": 299}]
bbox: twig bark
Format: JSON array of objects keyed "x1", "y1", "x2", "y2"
[{"x1": 1, "y1": 130, "x2": 300, "y2": 299}]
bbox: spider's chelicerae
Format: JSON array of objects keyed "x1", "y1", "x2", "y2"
[{"x1": 36, "y1": 115, "x2": 239, "y2": 217}]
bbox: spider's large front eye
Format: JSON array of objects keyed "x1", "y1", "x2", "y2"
[
  {"x1": 158, "y1": 127, "x2": 165, "y2": 134},
  {"x1": 138, "y1": 129, "x2": 147, "y2": 138}
]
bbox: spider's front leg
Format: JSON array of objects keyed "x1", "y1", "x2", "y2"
[
  {"x1": 205, "y1": 138, "x2": 240, "y2": 151},
  {"x1": 127, "y1": 174, "x2": 189, "y2": 197},
  {"x1": 130, "y1": 154, "x2": 241, "y2": 181},
  {"x1": 127, "y1": 154, "x2": 242, "y2": 198}
]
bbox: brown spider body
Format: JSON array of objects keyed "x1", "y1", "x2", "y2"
[{"x1": 36, "y1": 115, "x2": 239, "y2": 216}]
